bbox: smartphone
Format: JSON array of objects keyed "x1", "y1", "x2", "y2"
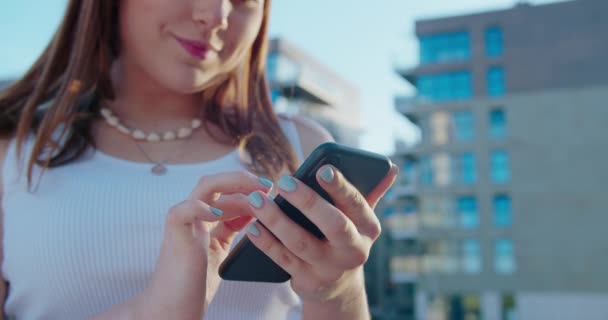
[{"x1": 219, "y1": 142, "x2": 392, "y2": 283}]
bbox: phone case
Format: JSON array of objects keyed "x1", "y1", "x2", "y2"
[{"x1": 219, "y1": 142, "x2": 392, "y2": 283}]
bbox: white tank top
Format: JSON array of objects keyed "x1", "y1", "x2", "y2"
[{"x1": 1, "y1": 117, "x2": 305, "y2": 320}]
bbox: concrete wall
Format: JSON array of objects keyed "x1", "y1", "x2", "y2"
[
  {"x1": 411, "y1": 84, "x2": 608, "y2": 293},
  {"x1": 517, "y1": 293, "x2": 608, "y2": 320}
]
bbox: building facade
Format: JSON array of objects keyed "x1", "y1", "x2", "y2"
[
  {"x1": 0, "y1": 80, "x2": 11, "y2": 89},
  {"x1": 385, "y1": 1, "x2": 608, "y2": 319},
  {"x1": 267, "y1": 38, "x2": 363, "y2": 147}
]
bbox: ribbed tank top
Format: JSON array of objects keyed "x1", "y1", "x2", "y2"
[{"x1": 1, "y1": 117, "x2": 305, "y2": 320}]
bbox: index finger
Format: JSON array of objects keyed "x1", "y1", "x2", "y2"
[{"x1": 188, "y1": 171, "x2": 274, "y2": 202}]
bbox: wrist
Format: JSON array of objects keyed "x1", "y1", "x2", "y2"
[
  {"x1": 302, "y1": 287, "x2": 369, "y2": 320},
  {"x1": 131, "y1": 289, "x2": 154, "y2": 320},
  {"x1": 303, "y1": 287, "x2": 365, "y2": 308},
  {"x1": 301, "y1": 270, "x2": 369, "y2": 320}
]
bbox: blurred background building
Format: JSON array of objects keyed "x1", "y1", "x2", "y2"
[
  {"x1": 266, "y1": 38, "x2": 364, "y2": 147},
  {"x1": 0, "y1": 80, "x2": 10, "y2": 89},
  {"x1": 371, "y1": 0, "x2": 608, "y2": 319}
]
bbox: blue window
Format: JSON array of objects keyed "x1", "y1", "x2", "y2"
[
  {"x1": 454, "y1": 111, "x2": 474, "y2": 141},
  {"x1": 417, "y1": 71, "x2": 472, "y2": 102},
  {"x1": 420, "y1": 31, "x2": 471, "y2": 64},
  {"x1": 495, "y1": 239, "x2": 516, "y2": 274},
  {"x1": 417, "y1": 77, "x2": 434, "y2": 100},
  {"x1": 463, "y1": 240, "x2": 482, "y2": 274},
  {"x1": 270, "y1": 89, "x2": 282, "y2": 105},
  {"x1": 457, "y1": 196, "x2": 478, "y2": 229},
  {"x1": 485, "y1": 26, "x2": 503, "y2": 57},
  {"x1": 403, "y1": 161, "x2": 416, "y2": 185},
  {"x1": 494, "y1": 195, "x2": 512, "y2": 227},
  {"x1": 403, "y1": 203, "x2": 417, "y2": 214},
  {"x1": 460, "y1": 153, "x2": 477, "y2": 185},
  {"x1": 491, "y1": 150, "x2": 510, "y2": 183},
  {"x1": 266, "y1": 53, "x2": 300, "y2": 83},
  {"x1": 266, "y1": 53, "x2": 278, "y2": 79},
  {"x1": 383, "y1": 207, "x2": 395, "y2": 218},
  {"x1": 385, "y1": 187, "x2": 394, "y2": 199},
  {"x1": 487, "y1": 66, "x2": 506, "y2": 97},
  {"x1": 490, "y1": 108, "x2": 507, "y2": 139},
  {"x1": 420, "y1": 155, "x2": 434, "y2": 186},
  {"x1": 453, "y1": 72, "x2": 472, "y2": 99}
]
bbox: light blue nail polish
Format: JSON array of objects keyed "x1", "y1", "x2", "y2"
[
  {"x1": 320, "y1": 167, "x2": 335, "y2": 182},
  {"x1": 278, "y1": 176, "x2": 297, "y2": 192},
  {"x1": 248, "y1": 192, "x2": 264, "y2": 209},
  {"x1": 248, "y1": 224, "x2": 261, "y2": 237},
  {"x1": 258, "y1": 177, "x2": 274, "y2": 188},
  {"x1": 210, "y1": 207, "x2": 223, "y2": 216}
]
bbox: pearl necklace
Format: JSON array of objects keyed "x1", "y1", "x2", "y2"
[
  {"x1": 100, "y1": 107, "x2": 203, "y2": 142},
  {"x1": 100, "y1": 107, "x2": 202, "y2": 175}
]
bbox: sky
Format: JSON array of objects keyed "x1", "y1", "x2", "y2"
[{"x1": 0, "y1": 0, "x2": 564, "y2": 155}]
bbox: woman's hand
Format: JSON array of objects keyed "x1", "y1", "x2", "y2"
[
  {"x1": 138, "y1": 171, "x2": 273, "y2": 320},
  {"x1": 245, "y1": 164, "x2": 398, "y2": 318}
]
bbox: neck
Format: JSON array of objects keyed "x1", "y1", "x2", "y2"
[{"x1": 105, "y1": 58, "x2": 203, "y2": 132}]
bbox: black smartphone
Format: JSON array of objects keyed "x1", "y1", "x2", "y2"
[{"x1": 219, "y1": 142, "x2": 392, "y2": 283}]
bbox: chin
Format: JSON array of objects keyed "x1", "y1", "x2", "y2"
[{"x1": 160, "y1": 68, "x2": 219, "y2": 94}]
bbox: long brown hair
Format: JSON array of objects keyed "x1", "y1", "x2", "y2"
[{"x1": 0, "y1": 0, "x2": 299, "y2": 188}]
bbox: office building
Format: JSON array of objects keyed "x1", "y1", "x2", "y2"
[
  {"x1": 386, "y1": 1, "x2": 608, "y2": 319},
  {"x1": 267, "y1": 38, "x2": 363, "y2": 146}
]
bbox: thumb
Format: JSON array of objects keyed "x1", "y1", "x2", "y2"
[
  {"x1": 166, "y1": 199, "x2": 224, "y2": 232},
  {"x1": 209, "y1": 193, "x2": 258, "y2": 251}
]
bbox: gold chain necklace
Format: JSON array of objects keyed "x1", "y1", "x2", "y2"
[{"x1": 132, "y1": 135, "x2": 193, "y2": 175}]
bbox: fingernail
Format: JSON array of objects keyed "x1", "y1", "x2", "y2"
[
  {"x1": 278, "y1": 176, "x2": 297, "y2": 192},
  {"x1": 210, "y1": 207, "x2": 223, "y2": 216},
  {"x1": 248, "y1": 192, "x2": 264, "y2": 209},
  {"x1": 248, "y1": 224, "x2": 261, "y2": 237},
  {"x1": 320, "y1": 167, "x2": 335, "y2": 182},
  {"x1": 258, "y1": 177, "x2": 274, "y2": 188}
]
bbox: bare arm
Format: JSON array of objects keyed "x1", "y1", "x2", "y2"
[
  {"x1": 301, "y1": 270, "x2": 370, "y2": 320},
  {"x1": 89, "y1": 298, "x2": 142, "y2": 320},
  {"x1": 1, "y1": 138, "x2": 10, "y2": 320}
]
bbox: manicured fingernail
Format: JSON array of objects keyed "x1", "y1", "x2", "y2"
[
  {"x1": 258, "y1": 177, "x2": 274, "y2": 188},
  {"x1": 278, "y1": 176, "x2": 297, "y2": 192},
  {"x1": 248, "y1": 192, "x2": 264, "y2": 209},
  {"x1": 248, "y1": 224, "x2": 261, "y2": 237},
  {"x1": 210, "y1": 207, "x2": 223, "y2": 216},
  {"x1": 320, "y1": 167, "x2": 335, "y2": 182}
]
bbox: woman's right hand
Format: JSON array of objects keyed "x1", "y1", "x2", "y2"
[{"x1": 135, "y1": 171, "x2": 273, "y2": 320}]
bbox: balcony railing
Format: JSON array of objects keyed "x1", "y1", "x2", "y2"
[
  {"x1": 385, "y1": 214, "x2": 418, "y2": 240},
  {"x1": 394, "y1": 96, "x2": 416, "y2": 114},
  {"x1": 394, "y1": 95, "x2": 435, "y2": 116},
  {"x1": 391, "y1": 184, "x2": 417, "y2": 198},
  {"x1": 390, "y1": 256, "x2": 420, "y2": 283},
  {"x1": 391, "y1": 272, "x2": 418, "y2": 283}
]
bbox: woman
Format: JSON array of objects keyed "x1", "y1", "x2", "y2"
[{"x1": 0, "y1": 0, "x2": 397, "y2": 319}]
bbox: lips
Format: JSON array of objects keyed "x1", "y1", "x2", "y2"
[{"x1": 174, "y1": 36, "x2": 210, "y2": 59}]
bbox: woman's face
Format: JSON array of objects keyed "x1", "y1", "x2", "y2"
[{"x1": 119, "y1": 0, "x2": 265, "y2": 93}]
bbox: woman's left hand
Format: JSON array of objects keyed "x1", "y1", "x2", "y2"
[{"x1": 245, "y1": 164, "x2": 398, "y2": 306}]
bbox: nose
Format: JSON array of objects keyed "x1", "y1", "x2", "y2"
[{"x1": 193, "y1": 0, "x2": 230, "y2": 31}]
